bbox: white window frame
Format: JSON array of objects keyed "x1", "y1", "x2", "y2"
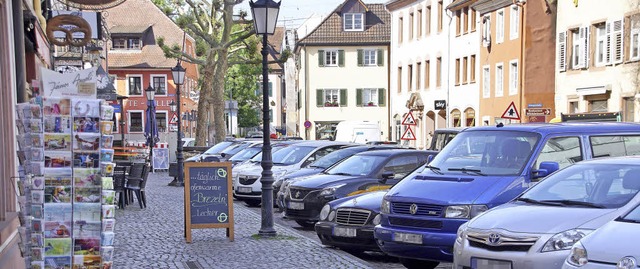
[
  {"x1": 324, "y1": 50, "x2": 338, "y2": 66},
  {"x1": 572, "y1": 27, "x2": 589, "y2": 69},
  {"x1": 155, "y1": 111, "x2": 168, "y2": 133},
  {"x1": 126, "y1": 74, "x2": 143, "y2": 96},
  {"x1": 496, "y1": 9, "x2": 504, "y2": 43},
  {"x1": 128, "y1": 110, "x2": 145, "y2": 133},
  {"x1": 595, "y1": 23, "x2": 607, "y2": 66},
  {"x1": 323, "y1": 89, "x2": 340, "y2": 106},
  {"x1": 510, "y1": 5, "x2": 519, "y2": 40},
  {"x1": 509, "y1": 60, "x2": 518, "y2": 96},
  {"x1": 363, "y1": 88, "x2": 378, "y2": 106},
  {"x1": 344, "y1": 13, "x2": 364, "y2": 31},
  {"x1": 482, "y1": 65, "x2": 490, "y2": 98},
  {"x1": 495, "y1": 63, "x2": 504, "y2": 97},
  {"x1": 151, "y1": 74, "x2": 168, "y2": 96},
  {"x1": 632, "y1": 27, "x2": 640, "y2": 61},
  {"x1": 363, "y1": 49, "x2": 377, "y2": 66},
  {"x1": 482, "y1": 15, "x2": 491, "y2": 47}
]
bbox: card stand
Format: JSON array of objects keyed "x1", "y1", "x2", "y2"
[{"x1": 100, "y1": 103, "x2": 116, "y2": 269}]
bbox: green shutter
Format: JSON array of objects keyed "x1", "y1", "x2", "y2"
[
  {"x1": 356, "y1": 88, "x2": 363, "y2": 106},
  {"x1": 318, "y1": 50, "x2": 325, "y2": 67},
  {"x1": 340, "y1": 89, "x2": 347, "y2": 106},
  {"x1": 316, "y1": 89, "x2": 324, "y2": 106},
  {"x1": 377, "y1": 49, "x2": 384, "y2": 66},
  {"x1": 338, "y1": 50, "x2": 345, "y2": 67},
  {"x1": 297, "y1": 91, "x2": 302, "y2": 109},
  {"x1": 357, "y1": 50, "x2": 363, "y2": 66},
  {"x1": 268, "y1": 82, "x2": 273, "y2": 97},
  {"x1": 378, "y1": 88, "x2": 386, "y2": 106}
]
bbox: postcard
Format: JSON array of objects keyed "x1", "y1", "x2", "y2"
[
  {"x1": 101, "y1": 191, "x2": 116, "y2": 205},
  {"x1": 73, "y1": 168, "x2": 101, "y2": 187},
  {"x1": 30, "y1": 119, "x2": 43, "y2": 133},
  {"x1": 44, "y1": 186, "x2": 72, "y2": 203},
  {"x1": 73, "y1": 203, "x2": 101, "y2": 238},
  {"x1": 100, "y1": 149, "x2": 114, "y2": 163},
  {"x1": 102, "y1": 219, "x2": 115, "y2": 233},
  {"x1": 99, "y1": 121, "x2": 113, "y2": 135},
  {"x1": 101, "y1": 232, "x2": 114, "y2": 246},
  {"x1": 101, "y1": 135, "x2": 113, "y2": 149},
  {"x1": 73, "y1": 255, "x2": 102, "y2": 268},
  {"x1": 102, "y1": 205, "x2": 116, "y2": 219},
  {"x1": 16, "y1": 120, "x2": 26, "y2": 135},
  {"x1": 31, "y1": 247, "x2": 43, "y2": 260},
  {"x1": 32, "y1": 219, "x2": 43, "y2": 233},
  {"x1": 31, "y1": 134, "x2": 44, "y2": 148},
  {"x1": 101, "y1": 177, "x2": 113, "y2": 190},
  {"x1": 44, "y1": 133, "x2": 71, "y2": 151},
  {"x1": 72, "y1": 99, "x2": 101, "y2": 117},
  {"x1": 15, "y1": 103, "x2": 31, "y2": 120},
  {"x1": 100, "y1": 162, "x2": 115, "y2": 176},
  {"x1": 101, "y1": 105, "x2": 114, "y2": 121},
  {"x1": 44, "y1": 116, "x2": 72, "y2": 133},
  {"x1": 101, "y1": 246, "x2": 114, "y2": 262},
  {"x1": 32, "y1": 176, "x2": 45, "y2": 190},
  {"x1": 44, "y1": 255, "x2": 72, "y2": 269},
  {"x1": 30, "y1": 162, "x2": 45, "y2": 175},
  {"x1": 43, "y1": 203, "x2": 72, "y2": 238},
  {"x1": 45, "y1": 174, "x2": 73, "y2": 187},
  {"x1": 31, "y1": 204, "x2": 43, "y2": 219},
  {"x1": 74, "y1": 133, "x2": 101, "y2": 151},
  {"x1": 74, "y1": 187, "x2": 101, "y2": 203},
  {"x1": 73, "y1": 117, "x2": 100, "y2": 133},
  {"x1": 31, "y1": 261, "x2": 45, "y2": 269},
  {"x1": 43, "y1": 98, "x2": 71, "y2": 116},
  {"x1": 32, "y1": 190, "x2": 45, "y2": 204},
  {"x1": 44, "y1": 151, "x2": 72, "y2": 168},
  {"x1": 73, "y1": 238, "x2": 101, "y2": 255},
  {"x1": 31, "y1": 232, "x2": 44, "y2": 247},
  {"x1": 73, "y1": 152, "x2": 100, "y2": 168},
  {"x1": 30, "y1": 148, "x2": 44, "y2": 161}
]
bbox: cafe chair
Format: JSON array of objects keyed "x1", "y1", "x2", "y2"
[
  {"x1": 113, "y1": 166, "x2": 128, "y2": 210},
  {"x1": 125, "y1": 163, "x2": 149, "y2": 209},
  {"x1": 125, "y1": 163, "x2": 145, "y2": 205}
]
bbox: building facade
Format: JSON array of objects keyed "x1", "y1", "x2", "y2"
[
  {"x1": 296, "y1": 0, "x2": 391, "y2": 141},
  {"x1": 555, "y1": 0, "x2": 640, "y2": 122}
]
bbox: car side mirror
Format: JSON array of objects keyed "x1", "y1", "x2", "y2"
[
  {"x1": 221, "y1": 153, "x2": 227, "y2": 158},
  {"x1": 532, "y1": 161, "x2": 560, "y2": 179},
  {"x1": 427, "y1": 155, "x2": 434, "y2": 164},
  {"x1": 379, "y1": 171, "x2": 394, "y2": 184}
]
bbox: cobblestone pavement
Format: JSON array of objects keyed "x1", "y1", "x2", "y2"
[{"x1": 113, "y1": 172, "x2": 373, "y2": 269}]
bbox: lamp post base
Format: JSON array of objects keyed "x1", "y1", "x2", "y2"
[
  {"x1": 167, "y1": 178, "x2": 184, "y2": 187},
  {"x1": 258, "y1": 228, "x2": 276, "y2": 237}
]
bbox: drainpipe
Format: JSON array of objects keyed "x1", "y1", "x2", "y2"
[
  {"x1": 387, "y1": 43, "x2": 391, "y2": 141},
  {"x1": 516, "y1": 0, "x2": 525, "y2": 123},
  {"x1": 446, "y1": 8, "x2": 453, "y2": 128},
  {"x1": 12, "y1": 0, "x2": 26, "y2": 102}
]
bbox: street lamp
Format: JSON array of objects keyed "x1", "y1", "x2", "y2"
[
  {"x1": 250, "y1": 0, "x2": 280, "y2": 237},
  {"x1": 145, "y1": 85, "x2": 156, "y2": 170},
  {"x1": 171, "y1": 61, "x2": 186, "y2": 187}
]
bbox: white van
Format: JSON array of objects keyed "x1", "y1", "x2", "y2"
[{"x1": 334, "y1": 121, "x2": 381, "y2": 144}]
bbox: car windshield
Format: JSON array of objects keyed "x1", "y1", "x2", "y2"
[
  {"x1": 519, "y1": 163, "x2": 640, "y2": 209},
  {"x1": 221, "y1": 142, "x2": 252, "y2": 155},
  {"x1": 308, "y1": 147, "x2": 361, "y2": 169},
  {"x1": 229, "y1": 146, "x2": 262, "y2": 162},
  {"x1": 204, "y1": 141, "x2": 234, "y2": 154},
  {"x1": 620, "y1": 204, "x2": 640, "y2": 222},
  {"x1": 327, "y1": 155, "x2": 387, "y2": 176},
  {"x1": 272, "y1": 146, "x2": 315, "y2": 165},
  {"x1": 428, "y1": 130, "x2": 539, "y2": 176},
  {"x1": 251, "y1": 145, "x2": 288, "y2": 162}
]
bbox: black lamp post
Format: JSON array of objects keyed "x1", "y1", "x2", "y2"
[
  {"x1": 171, "y1": 61, "x2": 186, "y2": 187},
  {"x1": 250, "y1": 0, "x2": 281, "y2": 237},
  {"x1": 145, "y1": 85, "x2": 156, "y2": 170}
]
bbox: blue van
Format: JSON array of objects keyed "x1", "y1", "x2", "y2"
[{"x1": 373, "y1": 123, "x2": 640, "y2": 269}]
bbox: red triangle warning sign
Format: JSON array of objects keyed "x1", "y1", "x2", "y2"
[
  {"x1": 401, "y1": 126, "x2": 416, "y2": 140},
  {"x1": 501, "y1": 101, "x2": 521, "y2": 120},
  {"x1": 402, "y1": 111, "x2": 417, "y2": 125},
  {"x1": 170, "y1": 113, "x2": 179, "y2": 124}
]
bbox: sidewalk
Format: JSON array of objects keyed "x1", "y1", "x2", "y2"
[{"x1": 113, "y1": 172, "x2": 372, "y2": 269}]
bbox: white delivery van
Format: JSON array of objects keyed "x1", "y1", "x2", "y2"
[{"x1": 334, "y1": 121, "x2": 381, "y2": 144}]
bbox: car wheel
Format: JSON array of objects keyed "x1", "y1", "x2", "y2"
[
  {"x1": 399, "y1": 258, "x2": 439, "y2": 269},
  {"x1": 244, "y1": 200, "x2": 261, "y2": 207},
  {"x1": 295, "y1": 220, "x2": 316, "y2": 228}
]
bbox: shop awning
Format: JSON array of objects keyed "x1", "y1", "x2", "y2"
[{"x1": 576, "y1": 86, "x2": 608, "y2": 96}]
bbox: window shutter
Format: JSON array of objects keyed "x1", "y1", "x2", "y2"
[
  {"x1": 338, "y1": 50, "x2": 345, "y2": 67},
  {"x1": 318, "y1": 50, "x2": 325, "y2": 67},
  {"x1": 612, "y1": 19, "x2": 624, "y2": 64},
  {"x1": 297, "y1": 91, "x2": 302, "y2": 109},
  {"x1": 583, "y1": 26, "x2": 590, "y2": 68},
  {"x1": 558, "y1": 31, "x2": 566, "y2": 72},
  {"x1": 378, "y1": 88, "x2": 386, "y2": 106},
  {"x1": 316, "y1": 89, "x2": 324, "y2": 106},
  {"x1": 357, "y1": 50, "x2": 363, "y2": 66},
  {"x1": 377, "y1": 49, "x2": 384, "y2": 66},
  {"x1": 340, "y1": 89, "x2": 347, "y2": 106},
  {"x1": 356, "y1": 88, "x2": 363, "y2": 106},
  {"x1": 606, "y1": 22, "x2": 612, "y2": 64}
]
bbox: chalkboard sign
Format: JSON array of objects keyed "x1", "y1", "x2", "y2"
[{"x1": 184, "y1": 162, "x2": 234, "y2": 243}]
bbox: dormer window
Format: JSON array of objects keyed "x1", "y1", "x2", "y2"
[
  {"x1": 344, "y1": 13, "x2": 364, "y2": 31},
  {"x1": 112, "y1": 36, "x2": 142, "y2": 50}
]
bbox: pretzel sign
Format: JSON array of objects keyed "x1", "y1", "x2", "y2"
[{"x1": 46, "y1": 15, "x2": 92, "y2": 47}]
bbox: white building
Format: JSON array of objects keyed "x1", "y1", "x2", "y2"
[
  {"x1": 555, "y1": 0, "x2": 640, "y2": 122},
  {"x1": 296, "y1": 0, "x2": 391, "y2": 141}
]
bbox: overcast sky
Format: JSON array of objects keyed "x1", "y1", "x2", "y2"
[{"x1": 235, "y1": 0, "x2": 388, "y2": 28}]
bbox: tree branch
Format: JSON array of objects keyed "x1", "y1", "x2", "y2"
[{"x1": 224, "y1": 29, "x2": 255, "y2": 48}]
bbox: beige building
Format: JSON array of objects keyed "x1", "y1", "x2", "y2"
[
  {"x1": 555, "y1": 0, "x2": 640, "y2": 122},
  {"x1": 296, "y1": 0, "x2": 390, "y2": 140},
  {"x1": 471, "y1": 0, "x2": 556, "y2": 124}
]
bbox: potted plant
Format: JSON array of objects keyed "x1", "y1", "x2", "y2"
[{"x1": 367, "y1": 101, "x2": 375, "y2": 106}]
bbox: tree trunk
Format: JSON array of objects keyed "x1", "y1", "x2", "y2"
[
  {"x1": 212, "y1": 52, "x2": 228, "y2": 144},
  {"x1": 195, "y1": 51, "x2": 216, "y2": 146}
]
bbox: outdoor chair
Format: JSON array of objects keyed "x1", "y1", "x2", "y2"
[
  {"x1": 112, "y1": 166, "x2": 128, "y2": 210},
  {"x1": 125, "y1": 163, "x2": 149, "y2": 209},
  {"x1": 125, "y1": 163, "x2": 145, "y2": 205}
]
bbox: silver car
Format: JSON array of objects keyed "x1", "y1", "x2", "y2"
[
  {"x1": 453, "y1": 157, "x2": 640, "y2": 269},
  {"x1": 563, "y1": 203, "x2": 640, "y2": 269}
]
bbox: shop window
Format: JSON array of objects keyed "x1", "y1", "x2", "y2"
[
  {"x1": 128, "y1": 76, "x2": 142, "y2": 96},
  {"x1": 152, "y1": 76, "x2": 166, "y2": 95},
  {"x1": 129, "y1": 112, "x2": 143, "y2": 132}
]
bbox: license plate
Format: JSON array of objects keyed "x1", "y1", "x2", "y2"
[
  {"x1": 471, "y1": 258, "x2": 512, "y2": 269},
  {"x1": 288, "y1": 202, "x2": 304, "y2": 210},
  {"x1": 393, "y1": 232, "x2": 422, "y2": 244},
  {"x1": 237, "y1": 187, "x2": 252, "y2": 193},
  {"x1": 333, "y1": 227, "x2": 357, "y2": 237}
]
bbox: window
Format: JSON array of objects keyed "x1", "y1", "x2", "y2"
[
  {"x1": 455, "y1": 58, "x2": 460, "y2": 85},
  {"x1": 323, "y1": 89, "x2": 340, "y2": 107},
  {"x1": 438, "y1": 0, "x2": 443, "y2": 32},
  {"x1": 152, "y1": 76, "x2": 166, "y2": 95},
  {"x1": 113, "y1": 39, "x2": 126, "y2": 49},
  {"x1": 399, "y1": 17, "x2": 403, "y2": 44},
  {"x1": 510, "y1": 5, "x2": 519, "y2": 40},
  {"x1": 363, "y1": 49, "x2": 377, "y2": 66},
  {"x1": 112, "y1": 37, "x2": 141, "y2": 50},
  {"x1": 631, "y1": 17, "x2": 640, "y2": 61},
  {"x1": 344, "y1": 13, "x2": 364, "y2": 31},
  {"x1": 463, "y1": 8, "x2": 469, "y2": 34},
  {"x1": 462, "y1": 57, "x2": 468, "y2": 84},
  {"x1": 591, "y1": 136, "x2": 640, "y2": 158},
  {"x1": 534, "y1": 137, "x2": 582, "y2": 171},
  {"x1": 409, "y1": 12, "x2": 414, "y2": 40},
  {"x1": 509, "y1": 60, "x2": 518, "y2": 95},
  {"x1": 426, "y1": 6, "x2": 431, "y2": 35},
  {"x1": 127, "y1": 76, "x2": 142, "y2": 96},
  {"x1": 455, "y1": 10, "x2": 461, "y2": 36},
  {"x1": 482, "y1": 15, "x2": 491, "y2": 46},
  {"x1": 359, "y1": 88, "x2": 379, "y2": 106},
  {"x1": 595, "y1": 23, "x2": 607, "y2": 66},
  {"x1": 569, "y1": 100, "x2": 579, "y2": 113},
  {"x1": 397, "y1": 66, "x2": 402, "y2": 93},
  {"x1": 558, "y1": 31, "x2": 567, "y2": 71},
  {"x1": 470, "y1": 55, "x2": 476, "y2": 83},
  {"x1": 572, "y1": 27, "x2": 589, "y2": 69},
  {"x1": 470, "y1": 8, "x2": 477, "y2": 32},
  {"x1": 416, "y1": 62, "x2": 422, "y2": 89},
  {"x1": 483, "y1": 65, "x2": 490, "y2": 98},
  {"x1": 408, "y1": 64, "x2": 413, "y2": 91},
  {"x1": 384, "y1": 155, "x2": 421, "y2": 179},
  {"x1": 156, "y1": 112, "x2": 167, "y2": 132},
  {"x1": 495, "y1": 63, "x2": 504, "y2": 97},
  {"x1": 424, "y1": 60, "x2": 430, "y2": 89},
  {"x1": 417, "y1": 9, "x2": 423, "y2": 37},
  {"x1": 589, "y1": 99, "x2": 608, "y2": 112},
  {"x1": 496, "y1": 9, "x2": 504, "y2": 43},
  {"x1": 129, "y1": 111, "x2": 143, "y2": 132},
  {"x1": 436, "y1": 57, "x2": 442, "y2": 87},
  {"x1": 624, "y1": 97, "x2": 635, "y2": 122},
  {"x1": 324, "y1": 50, "x2": 338, "y2": 66}
]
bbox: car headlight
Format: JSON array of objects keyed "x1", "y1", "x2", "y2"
[
  {"x1": 542, "y1": 229, "x2": 593, "y2": 252},
  {"x1": 380, "y1": 199, "x2": 391, "y2": 214},
  {"x1": 328, "y1": 210, "x2": 336, "y2": 222},
  {"x1": 566, "y1": 241, "x2": 588, "y2": 267},
  {"x1": 319, "y1": 184, "x2": 346, "y2": 196},
  {"x1": 456, "y1": 224, "x2": 468, "y2": 245},
  {"x1": 445, "y1": 205, "x2": 488, "y2": 219},
  {"x1": 372, "y1": 214, "x2": 381, "y2": 225},
  {"x1": 319, "y1": 204, "x2": 331, "y2": 220}
]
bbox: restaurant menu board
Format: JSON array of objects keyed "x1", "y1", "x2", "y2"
[
  {"x1": 184, "y1": 162, "x2": 234, "y2": 243},
  {"x1": 15, "y1": 97, "x2": 116, "y2": 269}
]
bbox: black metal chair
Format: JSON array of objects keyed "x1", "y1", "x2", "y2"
[
  {"x1": 112, "y1": 166, "x2": 128, "y2": 210},
  {"x1": 125, "y1": 163, "x2": 149, "y2": 209},
  {"x1": 125, "y1": 163, "x2": 145, "y2": 205}
]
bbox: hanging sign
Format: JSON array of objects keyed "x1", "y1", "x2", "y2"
[
  {"x1": 402, "y1": 111, "x2": 417, "y2": 125},
  {"x1": 434, "y1": 100, "x2": 447, "y2": 110},
  {"x1": 401, "y1": 126, "x2": 417, "y2": 140},
  {"x1": 41, "y1": 67, "x2": 97, "y2": 98},
  {"x1": 501, "y1": 101, "x2": 521, "y2": 120}
]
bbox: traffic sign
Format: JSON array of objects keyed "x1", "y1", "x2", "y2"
[
  {"x1": 401, "y1": 126, "x2": 416, "y2": 140},
  {"x1": 304, "y1": 120, "x2": 311, "y2": 129},
  {"x1": 501, "y1": 101, "x2": 521, "y2": 120},
  {"x1": 525, "y1": 108, "x2": 551, "y2": 116},
  {"x1": 170, "y1": 113, "x2": 178, "y2": 124},
  {"x1": 402, "y1": 111, "x2": 417, "y2": 125}
]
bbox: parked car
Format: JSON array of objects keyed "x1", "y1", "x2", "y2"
[
  {"x1": 227, "y1": 142, "x2": 263, "y2": 167},
  {"x1": 214, "y1": 140, "x2": 262, "y2": 162},
  {"x1": 563, "y1": 202, "x2": 640, "y2": 269},
  {"x1": 374, "y1": 122, "x2": 640, "y2": 269},
  {"x1": 454, "y1": 157, "x2": 640, "y2": 269},
  {"x1": 184, "y1": 140, "x2": 236, "y2": 162},
  {"x1": 274, "y1": 145, "x2": 401, "y2": 210},
  {"x1": 284, "y1": 149, "x2": 430, "y2": 228},
  {"x1": 234, "y1": 141, "x2": 352, "y2": 206}
]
